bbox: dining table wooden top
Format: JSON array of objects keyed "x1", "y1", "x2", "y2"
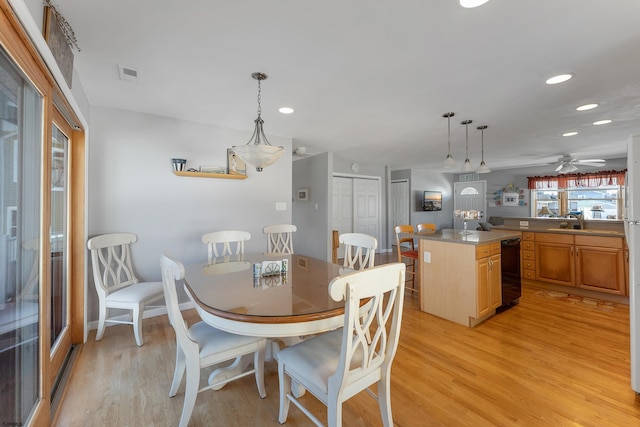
[{"x1": 183, "y1": 253, "x2": 351, "y2": 336}]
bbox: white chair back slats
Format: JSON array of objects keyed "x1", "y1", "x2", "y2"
[
  {"x1": 339, "y1": 232, "x2": 377, "y2": 270},
  {"x1": 201, "y1": 230, "x2": 251, "y2": 260},
  {"x1": 263, "y1": 224, "x2": 297, "y2": 254}
]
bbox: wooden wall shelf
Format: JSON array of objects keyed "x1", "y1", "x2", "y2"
[{"x1": 173, "y1": 171, "x2": 247, "y2": 180}]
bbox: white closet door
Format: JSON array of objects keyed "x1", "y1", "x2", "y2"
[
  {"x1": 390, "y1": 180, "x2": 409, "y2": 236},
  {"x1": 353, "y1": 178, "x2": 380, "y2": 238}
]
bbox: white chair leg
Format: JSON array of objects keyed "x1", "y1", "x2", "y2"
[
  {"x1": 132, "y1": 304, "x2": 143, "y2": 346},
  {"x1": 179, "y1": 358, "x2": 200, "y2": 427},
  {"x1": 277, "y1": 363, "x2": 291, "y2": 424},
  {"x1": 328, "y1": 398, "x2": 342, "y2": 427},
  {"x1": 95, "y1": 304, "x2": 107, "y2": 341},
  {"x1": 169, "y1": 346, "x2": 186, "y2": 397},
  {"x1": 378, "y1": 377, "x2": 393, "y2": 427},
  {"x1": 254, "y1": 341, "x2": 266, "y2": 399}
]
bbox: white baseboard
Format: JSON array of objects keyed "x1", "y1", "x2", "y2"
[{"x1": 86, "y1": 300, "x2": 195, "y2": 331}]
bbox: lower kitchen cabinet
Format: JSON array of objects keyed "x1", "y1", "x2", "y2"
[
  {"x1": 575, "y1": 235, "x2": 625, "y2": 296},
  {"x1": 529, "y1": 232, "x2": 627, "y2": 296},
  {"x1": 535, "y1": 233, "x2": 575, "y2": 286},
  {"x1": 477, "y1": 253, "x2": 501, "y2": 317}
]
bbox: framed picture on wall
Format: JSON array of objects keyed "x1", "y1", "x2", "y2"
[
  {"x1": 503, "y1": 192, "x2": 519, "y2": 206},
  {"x1": 297, "y1": 188, "x2": 309, "y2": 201}
]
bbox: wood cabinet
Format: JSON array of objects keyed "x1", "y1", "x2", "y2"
[
  {"x1": 535, "y1": 233, "x2": 575, "y2": 287},
  {"x1": 521, "y1": 232, "x2": 536, "y2": 280},
  {"x1": 476, "y1": 251, "x2": 501, "y2": 317},
  {"x1": 525, "y1": 232, "x2": 627, "y2": 297},
  {"x1": 574, "y1": 235, "x2": 625, "y2": 296},
  {"x1": 419, "y1": 239, "x2": 504, "y2": 327}
]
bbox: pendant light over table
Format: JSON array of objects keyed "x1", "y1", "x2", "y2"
[{"x1": 232, "y1": 72, "x2": 284, "y2": 172}]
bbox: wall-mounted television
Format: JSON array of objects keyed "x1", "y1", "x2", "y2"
[{"x1": 423, "y1": 191, "x2": 442, "y2": 211}]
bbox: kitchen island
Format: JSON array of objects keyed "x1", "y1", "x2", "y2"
[{"x1": 411, "y1": 229, "x2": 521, "y2": 327}]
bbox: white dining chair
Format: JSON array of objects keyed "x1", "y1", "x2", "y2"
[
  {"x1": 202, "y1": 230, "x2": 251, "y2": 260},
  {"x1": 160, "y1": 255, "x2": 267, "y2": 427},
  {"x1": 87, "y1": 233, "x2": 164, "y2": 346},
  {"x1": 276, "y1": 262, "x2": 406, "y2": 427},
  {"x1": 339, "y1": 232, "x2": 378, "y2": 270},
  {"x1": 263, "y1": 223, "x2": 297, "y2": 254}
]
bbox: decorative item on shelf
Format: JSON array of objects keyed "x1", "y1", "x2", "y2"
[
  {"x1": 227, "y1": 148, "x2": 246, "y2": 175},
  {"x1": 442, "y1": 112, "x2": 456, "y2": 168},
  {"x1": 538, "y1": 205, "x2": 553, "y2": 217},
  {"x1": 454, "y1": 209, "x2": 480, "y2": 234},
  {"x1": 461, "y1": 119, "x2": 474, "y2": 172},
  {"x1": 199, "y1": 166, "x2": 226, "y2": 174},
  {"x1": 232, "y1": 72, "x2": 284, "y2": 172},
  {"x1": 476, "y1": 125, "x2": 491, "y2": 173},
  {"x1": 172, "y1": 158, "x2": 186, "y2": 171}
]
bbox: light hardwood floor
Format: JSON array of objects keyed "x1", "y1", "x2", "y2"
[{"x1": 55, "y1": 252, "x2": 640, "y2": 426}]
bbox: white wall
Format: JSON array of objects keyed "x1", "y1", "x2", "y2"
[
  {"x1": 87, "y1": 106, "x2": 292, "y2": 320},
  {"x1": 292, "y1": 152, "x2": 331, "y2": 260}
]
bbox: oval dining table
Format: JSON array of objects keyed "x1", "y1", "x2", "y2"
[
  {"x1": 183, "y1": 253, "x2": 352, "y2": 389},
  {"x1": 183, "y1": 253, "x2": 352, "y2": 338}
]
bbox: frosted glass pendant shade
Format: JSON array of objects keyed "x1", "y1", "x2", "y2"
[{"x1": 233, "y1": 143, "x2": 284, "y2": 172}]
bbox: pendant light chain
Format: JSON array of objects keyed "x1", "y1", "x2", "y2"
[
  {"x1": 447, "y1": 115, "x2": 452, "y2": 154},
  {"x1": 256, "y1": 77, "x2": 262, "y2": 117},
  {"x1": 442, "y1": 112, "x2": 456, "y2": 168}
]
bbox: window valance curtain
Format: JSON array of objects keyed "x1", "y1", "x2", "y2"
[{"x1": 527, "y1": 169, "x2": 626, "y2": 189}]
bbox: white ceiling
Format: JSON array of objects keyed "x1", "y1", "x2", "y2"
[{"x1": 53, "y1": 0, "x2": 640, "y2": 172}]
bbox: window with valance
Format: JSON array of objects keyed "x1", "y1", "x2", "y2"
[{"x1": 527, "y1": 170, "x2": 626, "y2": 219}]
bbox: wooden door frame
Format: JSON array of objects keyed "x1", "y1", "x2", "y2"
[{"x1": 0, "y1": 2, "x2": 86, "y2": 425}]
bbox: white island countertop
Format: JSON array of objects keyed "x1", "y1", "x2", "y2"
[{"x1": 407, "y1": 229, "x2": 522, "y2": 245}]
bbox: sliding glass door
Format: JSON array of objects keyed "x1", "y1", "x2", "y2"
[
  {"x1": 0, "y1": 47, "x2": 43, "y2": 425},
  {"x1": 49, "y1": 114, "x2": 73, "y2": 397}
]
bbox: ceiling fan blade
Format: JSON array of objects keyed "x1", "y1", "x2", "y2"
[
  {"x1": 578, "y1": 162, "x2": 606, "y2": 167},
  {"x1": 555, "y1": 163, "x2": 564, "y2": 172},
  {"x1": 576, "y1": 158, "x2": 605, "y2": 163}
]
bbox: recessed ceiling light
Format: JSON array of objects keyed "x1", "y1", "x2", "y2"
[
  {"x1": 279, "y1": 107, "x2": 294, "y2": 114},
  {"x1": 593, "y1": 119, "x2": 612, "y2": 125},
  {"x1": 459, "y1": 0, "x2": 490, "y2": 8},
  {"x1": 576, "y1": 103, "x2": 598, "y2": 111},
  {"x1": 562, "y1": 131, "x2": 578, "y2": 137},
  {"x1": 545, "y1": 74, "x2": 573, "y2": 85}
]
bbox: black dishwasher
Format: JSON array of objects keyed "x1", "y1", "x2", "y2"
[{"x1": 498, "y1": 238, "x2": 521, "y2": 311}]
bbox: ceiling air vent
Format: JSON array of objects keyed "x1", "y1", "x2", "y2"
[{"x1": 118, "y1": 65, "x2": 140, "y2": 82}]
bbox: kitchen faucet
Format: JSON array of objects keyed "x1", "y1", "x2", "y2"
[{"x1": 567, "y1": 213, "x2": 585, "y2": 230}]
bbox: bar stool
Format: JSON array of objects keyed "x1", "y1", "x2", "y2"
[{"x1": 394, "y1": 224, "x2": 418, "y2": 296}]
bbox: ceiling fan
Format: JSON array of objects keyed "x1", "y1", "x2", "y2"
[{"x1": 552, "y1": 156, "x2": 606, "y2": 174}]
